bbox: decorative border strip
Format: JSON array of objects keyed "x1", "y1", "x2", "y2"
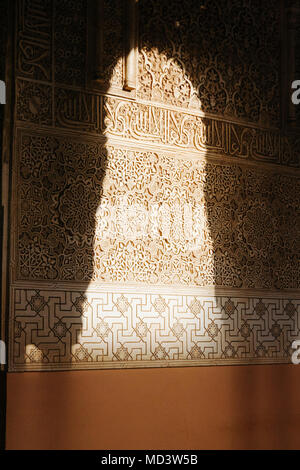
[
  {"x1": 15, "y1": 81, "x2": 300, "y2": 168},
  {"x1": 9, "y1": 284, "x2": 300, "y2": 371}
]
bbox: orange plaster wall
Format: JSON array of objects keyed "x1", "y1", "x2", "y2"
[{"x1": 5, "y1": 364, "x2": 300, "y2": 450}]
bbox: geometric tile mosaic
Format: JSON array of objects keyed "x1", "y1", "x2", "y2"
[{"x1": 10, "y1": 286, "x2": 300, "y2": 370}]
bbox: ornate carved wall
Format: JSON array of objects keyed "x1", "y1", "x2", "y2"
[
  {"x1": 7, "y1": 0, "x2": 300, "y2": 371},
  {"x1": 1, "y1": 0, "x2": 11, "y2": 354}
]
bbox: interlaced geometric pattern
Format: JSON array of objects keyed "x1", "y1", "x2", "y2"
[{"x1": 11, "y1": 287, "x2": 300, "y2": 370}]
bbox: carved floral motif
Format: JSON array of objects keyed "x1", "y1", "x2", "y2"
[
  {"x1": 138, "y1": 0, "x2": 281, "y2": 127},
  {"x1": 15, "y1": 132, "x2": 300, "y2": 289}
]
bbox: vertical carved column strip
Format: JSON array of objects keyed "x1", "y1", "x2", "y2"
[
  {"x1": 1, "y1": 0, "x2": 14, "y2": 371},
  {"x1": 286, "y1": 5, "x2": 298, "y2": 126},
  {"x1": 123, "y1": 0, "x2": 138, "y2": 91},
  {"x1": 95, "y1": 0, "x2": 105, "y2": 82}
]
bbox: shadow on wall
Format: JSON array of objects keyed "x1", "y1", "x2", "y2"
[{"x1": 10, "y1": 0, "x2": 300, "y2": 449}]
